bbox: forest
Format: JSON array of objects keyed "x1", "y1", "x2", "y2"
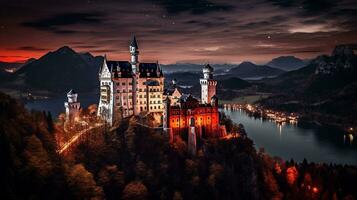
[{"x1": 1, "y1": 92, "x2": 356, "y2": 200}]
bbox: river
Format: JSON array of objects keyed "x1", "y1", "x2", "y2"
[{"x1": 25, "y1": 95, "x2": 357, "y2": 165}]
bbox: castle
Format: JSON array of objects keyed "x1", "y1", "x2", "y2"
[
  {"x1": 97, "y1": 36, "x2": 164, "y2": 125},
  {"x1": 163, "y1": 64, "x2": 225, "y2": 142},
  {"x1": 97, "y1": 37, "x2": 224, "y2": 142}
]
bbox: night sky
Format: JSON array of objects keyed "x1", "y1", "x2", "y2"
[{"x1": 1, "y1": 0, "x2": 356, "y2": 64}]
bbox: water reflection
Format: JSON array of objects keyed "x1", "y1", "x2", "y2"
[{"x1": 223, "y1": 109, "x2": 357, "y2": 165}]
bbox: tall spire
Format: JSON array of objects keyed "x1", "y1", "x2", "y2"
[{"x1": 130, "y1": 35, "x2": 138, "y2": 49}]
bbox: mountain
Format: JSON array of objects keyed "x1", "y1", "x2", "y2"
[
  {"x1": 162, "y1": 63, "x2": 234, "y2": 74},
  {"x1": 266, "y1": 56, "x2": 306, "y2": 71},
  {"x1": 260, "y1": 45, "x2": 357, "y2": 127},
  {"x1": 228, "y1": 61, "x2": 284, "y2": 79},
  {"x1": 265, "y1": 44, "x2": 357, "y2": 95},
  {"x1": 13, "y1": 46, "x2": 103, "y2": 93}
]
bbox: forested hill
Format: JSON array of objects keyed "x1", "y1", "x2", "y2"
[{"x1": 1, "y1": 92, "x2": 357, "y2": 199}]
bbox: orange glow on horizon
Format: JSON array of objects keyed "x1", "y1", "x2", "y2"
[{"x1": 0, "y1": 49, "x2": 44, "y2": 63}]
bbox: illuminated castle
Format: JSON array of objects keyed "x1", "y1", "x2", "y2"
[
  {"x1": 163, "y1": 64, "x2": 225, "y2": 144},
  {"x1": 97, "y1": 36, "x2": 164, "y2": 125}
]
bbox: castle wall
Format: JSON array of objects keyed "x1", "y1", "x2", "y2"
[{"x1": 168, "y1": 105, "x2": 219, "y2": 138}]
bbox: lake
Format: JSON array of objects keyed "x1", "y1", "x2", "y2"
[
  {"x1": 25, "y1": 95, "x2": 357, "y2": 165},
  {"x1": 223, "y1": 109, "x2": 357, "y2": 165}
]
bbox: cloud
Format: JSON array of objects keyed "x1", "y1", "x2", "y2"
[
  {"x1": 289, "y1": 24, "x2": 344, "y2": 33},
  {"x1": 266, "y1": 0, "x2": 336, "y2": 13},
  {"x1": 8, "y1": 46, "x2": 49, "y2": 51},
  {"x1": 21, "y1": 12, "x2": 105, "y2": 34},
  {"x1": 150, "y1": 0, "x2": 234, "y2": 15}
]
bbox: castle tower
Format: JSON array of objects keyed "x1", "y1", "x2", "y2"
[
  {"x1": 64, "y1": 89, "x2": 80, "y2": 122},
  {"x1": 97, "y1": 56, "x2": 114, "y2": 125},
  {"x1": 130, "y1": 35, "x2": 139, "y2": 73},
  {"x1": 200, "y1": 64, "x2": 217, "y2": 104},
  {"x1": 130, "y1": 35, "x2": 139, "y2": 115}
]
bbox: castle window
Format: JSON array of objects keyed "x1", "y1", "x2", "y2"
[
  {"x1": 124, "y1": 102, "x2": 126, "y2": 105},
  {"x1": 158, "y1": 106, "x2": 161, "y2": 109},
  {"x1": 129, "y1": 82, "x2": 132, "y2": 85},
  {"x1": 139, "y1": 89, "x2": 142, "y2": 92},
  {"x1": 116, "y1": 83, "x2": 119, "y2": 86},
  {"x1": 129, "y1": 89, "x2": 132, "y2": 92},
  {"x1": 154, "y1": 106, "x2": 156, "y2": 109},
  {"x1": 117, "y1": 90, "x2": 120, "y2": 93},
  {"x1": 122, "y1": 82, "x2": 125, "y2": 85},
  {"x1": 150, "y1": 106, "x2": 152, "y2": 110}
]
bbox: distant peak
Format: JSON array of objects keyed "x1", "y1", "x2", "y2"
[
  {"x1": 56, "y1": 46, "x2": 76, "y2": 54},
  {"x1": 239, "y1": 61, "x2": 256, "y2": 66}
]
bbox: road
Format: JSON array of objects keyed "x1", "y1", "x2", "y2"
[{"x1": 58, "y1": 123, "x2": 103, "y2": 155}]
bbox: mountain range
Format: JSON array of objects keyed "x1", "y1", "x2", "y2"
[
  {"x1": 266, "y1": 56, "x2": 307, "y2": 71},
  {"x1": 226, "y1": 61, "x2": 284, "y2": 79},
  {"x1": 2, "y1": 46, "x2": 103, "y2": 93},
  {"x1": 0, "y1": 45, "x2": 316, "y2": 95},
  {"x1": 259, "y1": 44, "x2": 357, "y2": 126}
]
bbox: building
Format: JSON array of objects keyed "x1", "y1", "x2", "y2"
[
  {"x1": 163, "y1": 64, "x2": 225, "y2": 143},
  {"x1": 200, "y1": 64, "x2": 217, "y2": 104},
  {"x1": 97, "y1": 36, "x2": 164, "y2": 125},
  {"x1": 163, "y1": 79, "x2": 182, "y2": 106},
  {"x1": 64, "y1": 89, "x2": 80, "y2": 122}
]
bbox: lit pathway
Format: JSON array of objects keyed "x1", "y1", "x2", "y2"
[{"x1": 58, "y1": 123, "x2": 104, "y2": 155}]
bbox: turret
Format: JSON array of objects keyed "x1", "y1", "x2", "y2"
[
  {"x1": 129, "y1": 35, "x2": 139, "y2": 73},
  {"x1": 200, "y1": 64, "x2": 217, "y2": 104},
  {"x1": 64, "y1": 89, "x2": 80, "y2": 122},
  {"x1": 203, "y1": 64, "x2": 214, "y2": 79},
  {"x1": 67, "y1": 89, "x2": 78, "y2": 103}
]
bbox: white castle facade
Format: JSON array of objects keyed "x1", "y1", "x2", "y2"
[{"x1": 97, "y1": 36, "x2": 164, "y2": 125}]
